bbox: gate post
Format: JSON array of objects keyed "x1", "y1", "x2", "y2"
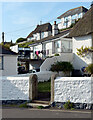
[
  {"x1": 51, "y1": 74, "x2": 57, "y2": 103},
  {"x1": 29, "y1": 74, "x2": 38, "y2": 100}
]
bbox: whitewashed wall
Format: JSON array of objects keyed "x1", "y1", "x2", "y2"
[
  {"x1": 10, "y1": 45, "x2": 18, "y2": 53},
  {"x1": 1, "y1": 76, "x2": 29, "y2": 100},
  {"x1": 54, "y1": 77, "x2": 92, "y2": 104},
  {"x1": 73, "y1": 34, "x2": 92, "y2": 70},
  {"x1": 1, "y1": 55, "x2": 18, "y2": 76},
  {"x1": 40, "y1": 53, "x2": 73, "y2": 71}
]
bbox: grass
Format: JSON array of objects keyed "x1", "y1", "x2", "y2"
[
  {"x1": 38, "y1": 81, "x2": 51, "y2": 93},
  {"x1": 19, "y1": 102, "x2": 28, "y2": 108}
]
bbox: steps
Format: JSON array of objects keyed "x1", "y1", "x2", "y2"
[{"x1": 27, "y1": 100, "x2": 50, "y2": 108}]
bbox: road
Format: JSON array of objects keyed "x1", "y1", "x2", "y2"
[{"x1": 2, "y1": 107, "x2": 92, "y2": 119}]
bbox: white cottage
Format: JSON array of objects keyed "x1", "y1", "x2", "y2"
[
  {"x1": 68, "y1": 5, "x2": 93, "y2": 70},
  {"x1": 57, "y1": 6, "x2": 88, "y2": 30},
  {"x1": 0, "y1": 45, "x2": 18, "y2": 76},
  {"x1": 28, "y1": 22, "x2": 72, "y2": 60}
]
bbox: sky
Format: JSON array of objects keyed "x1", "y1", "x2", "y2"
[{"x1": 1, "y1": 1, "x2": 92, "y2": 43}]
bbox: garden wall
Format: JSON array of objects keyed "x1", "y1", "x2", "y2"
[
  {"x1": 54, "y1": 77, "x2": 93, "y2": 104},
  {"x1": 1, "y1": 76, "x2": 29, "y2": 100}
]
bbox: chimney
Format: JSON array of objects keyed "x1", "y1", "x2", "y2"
[
  {"x1": 2, "y1": 32, "x2": 4, "y2": 43},
  {"x1": 52, "y1": 21, "x2": 58, "y2": 36}
]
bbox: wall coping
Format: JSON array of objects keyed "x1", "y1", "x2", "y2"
[{"x1": 55, "y1": 77, "x2": 92, "y2": 81}]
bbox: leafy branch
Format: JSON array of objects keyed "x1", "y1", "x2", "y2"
[{"x1": 77, "y1": 46, "x2": 93, "y2": 57}]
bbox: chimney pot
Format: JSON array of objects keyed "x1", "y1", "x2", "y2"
[{"x1": 54, "y1": 21, "x2": 56, "y2": 25}]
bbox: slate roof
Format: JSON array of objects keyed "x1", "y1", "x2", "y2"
[
  {"x1": 68, "y1": 5, "x2": 93, "y2": 37},
  {"x1": 27, "y1": 23, "x2": 52, "y2": 38},
  {"x1": 57, "y1": 6, "x2": 88, "y2": 19},
  {"x1": 29, "y1": 28, "x2": 72, "y2": 46},
  {"x1": 0, "y1": 45, "x2": 18, "y2": 55}
]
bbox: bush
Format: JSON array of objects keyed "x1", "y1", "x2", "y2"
[
  {"x1": 50, "y1": 61, "x2": 73, "y2": 73},
  {"x1": 54, "y1": 53, "x2": 60, "y2": 56},
  {"x1": 63, "y1": 100, "x2": 74, "y2": 109},
  {"x1": 86, "y1": 64, "x2": 93, "y2": 74},
  {"x1": 37, "y1": 106, "x2": 44, "y2": 109},
  {"x1": 16, "y1": 38, "x2": 27, "y2": 43}
]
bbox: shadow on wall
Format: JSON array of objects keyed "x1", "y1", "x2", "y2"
[
  {"x1": 2, "y1": 78, "x2": 29, "y2": 100},
  {"x1": 73, "y1": 53, "x2": 90, "y2": 70}
]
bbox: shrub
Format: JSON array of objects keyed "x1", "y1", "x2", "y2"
[
  {"x1": 19, "y1": 102, "x2": 28, "y2": 108},
  {"x1": 50, "y1": 61, "x2": 73, "y2": 73},
  {"x1": 16, "y1": 38, "x2": 27, "y2": 43},
  {"x1": 54, "y1": 53, "x2": 60, "y2": 56},
  {"x1": 63, "y1": 100, "x2": 74, "y2": 109},
  {"x1": 37, "y1": 106, "x2": 44, "y2": 109},
  {"x1": 86, "y1": 64, "x2": 93, "y2": 74}
]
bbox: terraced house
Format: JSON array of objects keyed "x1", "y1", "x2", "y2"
[{"x1": 10, "y1": 6, "x2": 88, "y2": 72}]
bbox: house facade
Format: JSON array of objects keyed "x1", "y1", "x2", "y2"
[
  {"x1": 68, "y1": 5, "x2": 93, "y2": 70},
  {"x1": 28, "y1": 22, "x2": 72, "y2": 61},
  {"x1": 57, "y1": 6, "x2": 88, "y2": 30},
  {"x1": 0, "y1": 45, "x2": 18, "y2": 76}
]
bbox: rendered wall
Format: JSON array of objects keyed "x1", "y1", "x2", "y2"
[
  {"x1": 1, "y1": 55, "x2": 18, "y2": 76},
  {"x1": 40, "y1": 53, "x2": 73, "y2": 71},
  {"x1": 73, "y1": 34, "x2": 92, "y2": 70},
  {"x1": 54, "y1": 77, "x2": 92, "y2": 103},
  {"x1": 1, "y1": 76, "x2": 29, "y2": 100}
]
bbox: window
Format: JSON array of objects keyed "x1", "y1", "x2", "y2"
[
  {"x1": 0, "y1": 56, "x2": 3, "y2": 70},
  {"x1": 41, "y1": 32, "x2": 44, "y2": 39}
]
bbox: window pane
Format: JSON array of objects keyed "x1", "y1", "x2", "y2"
[{"x1": 0, "y1": 56, "x2": 3, "y2": 70}]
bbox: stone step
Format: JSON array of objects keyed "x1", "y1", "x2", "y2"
[
  {"x1": 27, "y1": 103, "x2": 50, "y2": 108},
  {"x1": 32, "y1": 100, "x2": 50, "y2": 105}
]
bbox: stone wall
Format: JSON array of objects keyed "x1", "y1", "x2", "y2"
[
  {"x1": 1, "y1": 76, "x2": 29, "y2": 100},
  {"x1": 54, "y1": 77, "x2": 92, "y2": 104}
]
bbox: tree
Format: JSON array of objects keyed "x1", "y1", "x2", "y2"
[{"x1": 16, "y1": 38, "x2": 27, "y2": 43}]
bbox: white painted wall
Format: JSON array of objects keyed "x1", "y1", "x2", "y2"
[
  {"x1": 10, "y1": 45, "x2": 18, "y2": 53},
  {"x1": 54, "y1": 77, "x2": 92, "y2": 103},
  {"x1": 1, "y1": 55, "x2": 18, "y2": 76},
  {"x1": 28, "y1": 31, "x2": 51, "y2": 41},
  {"x1": 40, "y1": 53, "x2": 73, "y2": 71},
  {"x1": 1, "y1": 76, "x2": 29, "y2": 100},
  {"x1": 73, "y1": 34, "x2": 92, "y2": 70}
]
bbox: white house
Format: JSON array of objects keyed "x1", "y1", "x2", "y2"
[
  {"x1": 28, "y1": 22, "x2": 72, "y2": 60},
  {"x1": 57, "y1": 6, "x2": 88, "y2": 30},
  {"x1": 0, "y1": 45, "x2": 18, "y2": 76},
  {"x1": 68, "y1": 5, "x2": 93, "y2": 70},
  {"x1": 27, "y1": 23, "x2": 52, "y2": 41}
]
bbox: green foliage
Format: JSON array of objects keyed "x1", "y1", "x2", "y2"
[
  {"x1": 37, "y1": 106, "x2": 44, "y2": 109},
  {"x1": 86, "y1": 64, "x2": 93, "y2": 74},
  {"x1": 38, "y1": 81, "x2": 51, "y2": 93},
  {"x1": 77, "y1": 46, "x2": 93, "y2": 57},
  {"x1": 54, "y1": 53, "x2": 60, "y2": 56},
  {"x1": 50, "y1": 61, "x2": 73, "y2": 73},
  {"x1": 18, "y1": 40, "x2": 35, "y2": 48},
  {"x1": 0, "y1": 42, "x2": 15, "y2": 49},
  {"x1": 63, "y1": 100, "x2": 74, "y2": 109},
  {"x1": 19, "y1": 102, "x2": 28, "y2": 108},
  {"x1": 16, "y1": 38, "x2": 27, "y2": 43}
]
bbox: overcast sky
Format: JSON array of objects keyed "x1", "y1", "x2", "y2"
[{"x1": 2, "y1": 1, "x2": 91, "y2": 43}]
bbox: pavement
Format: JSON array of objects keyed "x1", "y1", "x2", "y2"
[{"x1": 2, "y1": 107, "x2": 92, "y2": 119}]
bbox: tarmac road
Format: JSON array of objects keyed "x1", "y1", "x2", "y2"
[{"x1": 2, "y1": 107, "x2": 92, "y2": 119}]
